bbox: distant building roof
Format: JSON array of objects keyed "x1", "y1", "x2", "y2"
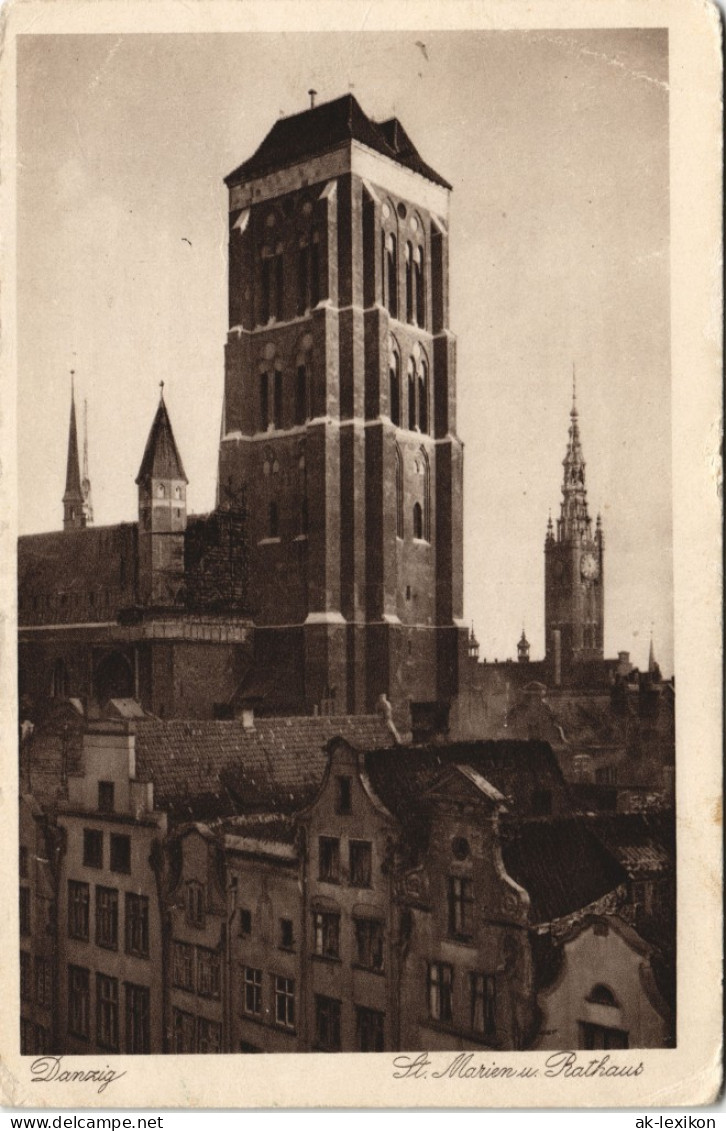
[
  {"x1": 134, "y1": 714, "x2": 393, "y2": 821},
  {"x1": 18, "y1": 523, "x2": 138, "y2": 609},
  {"x1": 501, "y1": 818, "x2": 627, "y2": 925},
  {"x1": 225, "y1": 94, "x2": 451, "y2": 191},
  {"x1": 585, "y1": 811, "x2": 674, "y2": 878},
  {"x1": 136, "y1": 394, "x2": 188, "y2": 484}
]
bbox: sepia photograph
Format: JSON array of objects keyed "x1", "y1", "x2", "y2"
[{"x1": 2, "y1": 0, "x2": 721, "y2": 1111}]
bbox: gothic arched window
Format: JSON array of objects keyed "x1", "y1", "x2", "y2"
[
  {"x1": 389, "y1": 343, "x2": 401, "y2": 426},
  {"x1": 414, "y1": 243, "x2": 425, "y2": 327},
  {"x1": 405, "y1": 242, "x2": 414, "y2": 323},
  {"x1": 381, "y1": 208, "x2": 398, "y2": 318},
  {"x1": 407, "y1": 358, "x2": 416, "y2": 431},
  {"x1": 418, "y1": 358, "x2": 429, "y2": 434}
]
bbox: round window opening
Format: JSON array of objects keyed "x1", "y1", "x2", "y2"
[
  {"x1": 397, "y1": 202, "x2": 408, "y2": 220},
  {"x1": 452, "y1": 836, "x2": 470, "y2": 860}
]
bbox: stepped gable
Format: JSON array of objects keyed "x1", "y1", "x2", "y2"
[
  {"x1": 224, "y1": 93, "x2": 451, "y2": 190},
  {"x1": 500, "y1": 818, "x2": 627, "y2": 926},
  {"x1": 134, "y1": 714, "x2": 392, "y2": 823}
]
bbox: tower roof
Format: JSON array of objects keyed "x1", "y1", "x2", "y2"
[
  {"x1": 136, "y1": 389, "x2": 188, "y2": 485},
  {"x1": 63, "y1": 378, "x2": 82, "y2": 503},
  {"x1": 224, "y1": 93, "x2": 451, "y2": 190},
  {"x1": 558, "y1": 368, "x2": 592, "y2": 536}
]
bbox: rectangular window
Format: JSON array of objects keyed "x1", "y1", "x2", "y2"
[
  {"x1": 428, "y1": 962, "x2": 453, "y2": 1023},
  {"x1": 279, "y1": 918, "x2": 295, "y2": 950},
  {"x1": 310, "y1": 238, "x2": 320, "y2": 308},
  {"x1": 356, "y1": 1006, "x2": 385, "y2": 1052},
  {"x1": 239, "y1": 907, "x2": 252, "y2": 935},
  {"x1": 314, "y1": 995, "x2": 341, "y2": 1051},
  {"x1": 318, "y1": 836, "x2": 340, "y2": 882},
  {"x1": 185, "y1": 881, "x2": 205, "y2": 929},
  {"x1": 354, "y1": 917, "x2": 384, "y2": 972},
  {"x1": 274, "y1": 975, "x2": 295, "y2": 1030},
  {"x1": 447, "y1": 876, "x2": 474, "y2": 940},
  {"x1": 83, "y1": 829, "x2": 103, "y2": 869},
  {"x1": 313, "y1": 911, "x2": 340, "y2": 959},
  {"x1": 19, "y1": 887, "x2": 31, "y2": 936},
  {"x1": 242, "y1": 967, "x2": 262, "y2": 1016},
  {"x1": 173, "y1": 1008, "x2": 196, "y2": 1053},
  {"x1": 335, "y1": 776, "x2": 352, "y2": 815},
  {"x1": 172, "y1": 941, "x2": 194, "y2": 991},
  {"x1": 68, "y1": 965, "x2": 90, "y2": 1040},
  {"x1": 125, "y1": 983, "x2": 150, "y2": 1054},
  {"x1": 470, "y1": 973, "x2": 496, "y2": 1040},
  {"x1": 261, "y1": 257, "x2": 271, "y2": 324},
  {"x1": 68, "y1": 881, "x2": 90, "y2": 941},
  {"x1": 95, "y1": 886, "x2": 119, "y2": 950},
  {"x1": 98, "y1": 781, "x2": 115, "y2": 813},
  {"x1": 197, "y1": 1017, "x2": 222, "y2": 1054},
  {"x1": 20, "y1": 951, "x2": 32, "y2": 1002},
  {"x1": 34, "y1": 957, "x2": 53, "y2": 1007},
  {"x1": 349, "y1": 840, "x2": 372, "y2": 887},
  {"x1": 125, "y1": 893, "x2": 149, "y2": 958},
  {"x1": 110, "y1": 834, "x2": 131, "y2": 874},
  {"x1": 96, "y1": 973, "x2": 119, "y2": 1051},
  {"x1": 197, "y1": 946, "x2": 221, "y2": 999}
]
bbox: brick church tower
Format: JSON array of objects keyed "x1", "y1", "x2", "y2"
[
  {"x1": 219, "y1": 95, "x2": 467, "y2": 719},
  {"x1": 544, "y1": 378, "x2": 604, "y2": 685}
]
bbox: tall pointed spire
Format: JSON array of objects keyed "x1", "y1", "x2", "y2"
[
  {"x1": 63, "y1": 372, "x2": 85, "y2": 530},
  {"x1": 559, "y1": 366, "x2": 590, "y2": 539},
  {"x1": 81, "y1": 397, "x2": 94, "y2": 526}
]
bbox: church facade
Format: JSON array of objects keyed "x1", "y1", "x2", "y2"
[{"x1": 18, "y1": 95, "x2": 467, "y2": 726}]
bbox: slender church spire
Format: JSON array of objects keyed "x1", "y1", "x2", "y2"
[
  {"x1": 558, "y1": 366, "x2": 591, "y2": 540},
  {"x1": 81, "y1": 397, "x2": 94, "y2": 526},
  {"x1": 63, "y1": 372, "x2": 85, "y2": 530}
]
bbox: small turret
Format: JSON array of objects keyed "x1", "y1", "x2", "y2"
[
  {"x1": 517, "y1": 628, "x2": 530, "y2": 663},
  {"x1": 136, "y1": 384, "x2": 188, "y2": 606},
  {"x1": 63, "y1": 373, "x2": 85, "y2": 531}
]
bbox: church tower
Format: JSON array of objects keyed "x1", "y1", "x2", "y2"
[
  {"x1": 136, "y1": 385, "x2": 188, "y2": 606},
  {"x1": 62, "y1": 375, "x2": 85, "y2": 531},
  {"x1": 219, "y1": 95, "x2": 466, "y2": 718},
  {"x1": 544, "y1": 377, "x2": 604, "y2": 684}
]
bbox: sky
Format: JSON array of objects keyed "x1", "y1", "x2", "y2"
[{"x1": 16, "y1": 29, "x2": 672, "y2": 675}]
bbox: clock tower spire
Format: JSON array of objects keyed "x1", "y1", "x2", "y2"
[{"x1": 544, "y1": 373, "x2": 604, "y2": 684}]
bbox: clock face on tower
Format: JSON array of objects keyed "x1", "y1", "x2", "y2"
[{"x1": 580, "y1": 551, "x2": 599, "y2": 581}]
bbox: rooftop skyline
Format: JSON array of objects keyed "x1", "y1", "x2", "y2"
[{"x1": 17, "y1": 30, "x2": 672, "y2": 674}]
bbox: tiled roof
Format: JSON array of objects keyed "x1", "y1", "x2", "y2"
[
  {"x1": 585, "y1": 812, "x2": 674, "y2": 877},
  {"x1": 136, "y1": 396, "x2": 187, "y2": 484},
  {"x1": 364, "y1": 740, "x2": 572, "y2": 821},
  {"x1": 501, "y1": 818, "x2": 627, "y2": 925},
  {"x1": 134, "y1": 715, "x2": 392, "y2": 822},
  {"x1": 225, "y1": 94, "x2": 451, "y2": 190},
  {"x1": 18, "y1": 524, "x2": 138, "y2": 605}
]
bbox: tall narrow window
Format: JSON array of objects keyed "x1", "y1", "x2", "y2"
[
  {"x1": 261, "y1": 256, "x2": 272, "y2": 324},
  {"x1": 427, "y1": 962, "x2": 453, "y2": 1023},
  {"x1": 414, "y1": 244, "x2": 425, "y2": 326},
  {"x1": 96, "y1": 974, "x2": 119, "y2": 1051},
  {"x1": 407, "y1": 360, "x2": 416, "y2": 431},
  {"x1": 310, "y1": 232, "x2": 321, "y2": 308},
  {"x1": 125, "y1": 983, "x2": 150, "y2": 1054},
  {"x1": 447, "y1": 875, "x2": 474, "y2": 940},
  {"x1": 471, "y1": 973, "x2": 497, "y2": 1040},
  {"x1": 274, "y1": 249, "x2": 284, "y2": 320},
  {"x1": 418, "y1": 360, "x2": 429, "y2": 434},
  {"x1": 389, "y1": 347, "x2": 400, "y2": 426},
  {"x1": 405, "y1": 242, "x2": 414, "y2": 322},
  {"x1": 395, "y1": 447, "x2": 404, "y2": 539},
  {"x1": 295, "y1": 364, "x2": 308, "y2": 425},
  {"x1": 273, "y1": 369, "x2": 283, "y2": 429},
  {"x1": 385, "y1": 232, "x2": 398, "y2": 318},
  {"x1": 259, "y1": 373, "x2": 269, "y2": 431},
  {"x1": 297, "y1": 242, "x2": 309, "y2": 315},
  {"x1": 413, "y1": 502, "x2": 423, "y2": 540}
]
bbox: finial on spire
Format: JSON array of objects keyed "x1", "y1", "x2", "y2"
[
  {"x1": 308, "y1": 88, "x2": 317, "y2": 109},
  {"x1": 159, "y1": 380, "x2": 165, "y2": 401}
]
